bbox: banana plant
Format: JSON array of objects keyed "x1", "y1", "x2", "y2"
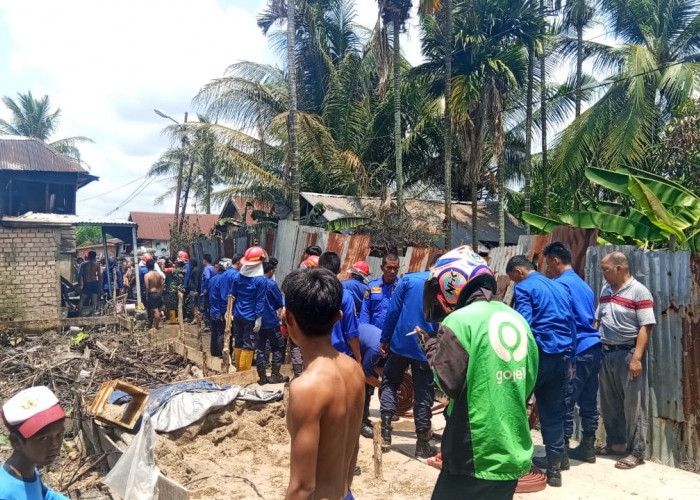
[{"x1": 523, "y1": 165, "x2": 700, "y2": 249}]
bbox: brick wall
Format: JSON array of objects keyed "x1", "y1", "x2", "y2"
[{"x1": 0, "y1": 225, "x2": 61, "y2": 324}]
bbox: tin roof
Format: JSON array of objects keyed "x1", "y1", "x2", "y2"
[
  {"x1": 300, "y1": 192, "x2": 524, "y2": 245},
  {"x1": 129, "y1": 212, "x2": 219, "y2": 241}
]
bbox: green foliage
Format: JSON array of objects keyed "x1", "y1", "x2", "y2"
[
  {"x1": 76, "y1": 226, "x2": 103, "y2": 246},
  {"x1": 324, "y1": 217, "x2": 371, "y2": 232}
]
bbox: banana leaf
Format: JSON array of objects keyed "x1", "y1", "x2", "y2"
[
  {"x1": 557, "y1": 211, "x2": 667, "y2": 241},
  {"x1": 627, "y1": 177, "x2": 688, "y2": 241},
  {"x1": 324, "y1": 217, "x2": 371, "y2": 232},
  {"x1": 521, "y1": 212, "x2": 563, "y2": 233}
]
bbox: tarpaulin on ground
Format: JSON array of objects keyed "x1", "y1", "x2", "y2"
[{"x1": 107, "y1": 380, "x2": 283, "y2": 433}]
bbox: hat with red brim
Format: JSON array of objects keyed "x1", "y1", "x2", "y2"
[
  {"x1": 241, "y1": 246, "x2": 267, "y2": 267},
  {"x1": 2, "y1": 386, "x2": 66, "y2": 438}
]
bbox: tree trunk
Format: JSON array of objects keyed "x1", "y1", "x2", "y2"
[
  {"x1": 179, "y1": 157, "x2": 196, "y2": 232},
  {"x1": 288, "y1": 0, "x2": 300, "y2": 221},
  {"x1": 471, "y1": 178, "x2": 478, "y2": 249},
  {"x1": 443, "y1": 0, "x2": 453, "y2": 249},
  {"x1": 393, "y1": 15, "x2": 403, "y2": 213},
  {"x1": 575, "y1": 22, "x2": 583, "y2": 118},
  {"x1": 174, "y1": 133, "x2": 186, "y2": 230},
  {"x1": 540, "y1": 0, "x2": 549, "y2": 217},
  {"x1": 524, "y1": 42, "x2": 535, "y2": 233},
  {"x1": 495, "y1": 86, "x2": 506, "y2": 247},
  {"x1": 205, "y1": 176, "x2": 212, "y2": 214}
]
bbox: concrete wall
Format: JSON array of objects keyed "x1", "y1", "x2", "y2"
[{"x1": 0, "y1": 224, "x2": 70, "y2": 327}]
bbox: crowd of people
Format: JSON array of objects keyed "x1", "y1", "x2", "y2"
[{"x1": 5, "y1": 242, "x2": 655, "y2": 500}]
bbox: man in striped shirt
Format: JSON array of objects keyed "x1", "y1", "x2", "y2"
[{"x1": 595, "y1": 252, "x2": 655, "y2": 470}]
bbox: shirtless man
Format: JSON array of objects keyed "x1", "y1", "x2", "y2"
[
  {"x1": 281, "y1": 268, "x2": 365, "y2": 500},
  {"x1": 144, "y1": 259, "x2": 165, "y2": 332},
  {"x1": 78, "y1": 251, "x2": 101, "y2": 315}
]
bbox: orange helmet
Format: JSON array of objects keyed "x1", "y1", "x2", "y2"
[
  {"x1": 177, "y1": 250, "x2": 189, "y2": 261},
  {"x1": 350, "y1": 260, "x2": 370, "y2": 277},
  {"x1": 241, "y1": 246, "x2": 267, "y2": 266},
  {"x1": 300, "y1": 255, "x2": 319, "y2": 268}
]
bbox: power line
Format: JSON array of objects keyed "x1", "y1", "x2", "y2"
[
  {"x1": 104, "y1": 176, "x2": 151, "y2": 216},
  {"x1": 78, "y1": 174, "x2": 148, "y2": 202}
]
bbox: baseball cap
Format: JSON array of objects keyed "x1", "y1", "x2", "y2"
[{"x1": 2, "y1": 386, "x2": 66, "y2": 439}]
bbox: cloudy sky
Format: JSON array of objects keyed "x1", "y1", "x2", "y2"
[{"x1": 0, "y1": 0, "x2": 426, "y2": 219}]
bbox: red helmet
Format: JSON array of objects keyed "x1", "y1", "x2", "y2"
[
  {"x1": 177, "y1": 251, "x2": 189, "y2": 261},
  {"x1": 141, "y1": 252, "x2": 152, "y2": 263},
  {"x1": 350, "y1": 260, "x2": 370, "y2": 277},
  {"x1": 300, "y1": 255, "x2": 319, "y2": 268},
  {"x1": 241, "y1": 246, "x2": 268, "y2": 266}
]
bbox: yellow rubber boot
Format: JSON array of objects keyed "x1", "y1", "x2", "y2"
[
  {"x1": 169, "y1": 310, "x2": 177, "y2": 324},
  {"x1": 239, "y1": 350, "x2": 254, "y2": 371},
  {"x1": 234, "y1": 348, "x2": 243, "y2": 370}
]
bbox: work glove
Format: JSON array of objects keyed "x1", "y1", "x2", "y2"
[{"x1": 253, "y1": 317, "x2": 262, "y2": 333}]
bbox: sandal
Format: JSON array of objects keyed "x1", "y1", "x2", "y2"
[
  {"x1": 595, "y1": 445, "x2": 626, "y2": 456},
  {"x1": 615, "y1": 455, "x2": 644, "y2": 469}
]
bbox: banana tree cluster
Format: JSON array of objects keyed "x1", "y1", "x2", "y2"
[{"x1": 522, "y1": 166, "x2": 700, "y2": 251}]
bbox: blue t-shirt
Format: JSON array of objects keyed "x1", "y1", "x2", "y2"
[
  {"x1": 262, "y1": 278, "x2": 284, "y2": 329},
  {"x1": 380, "y1": 271, "x2": 437, "y2": 362},
  {"x1": 183, "y1": 262, "x2": 191, "y2": 289},
  {"x1": 229, "y1": 274, "x2": 267, "y2": 321},
  {"x1": 331, "y1": 290, "x2": 359, "y2": 357},
  {"x1": 513, "y1": 271, "x2": 576, "y2": 355},
  {"x1": 102, "y1": 265, "x2": 123, "y2": 292},
  {"x1": 200, "y1": 264, "x2": 215, "y2": 295},
  {"x1": 0, "y1": 464, "x2": 68, "y2": 500},
  {"x1": 554, "y1": 268, "x2": 600, "y2": 355},
  {"x1": 342, "y1": 277, "x2": 368, "y2": 316},
  {"x1": 208, "y1": 272, "x2": 224, "y2": 317},
  {"x1": 359, "y1": 277, "x2": 399, "y2": 329},
  {"x1": 358, "y1": 323, "x2": 382, "y2": 377}
]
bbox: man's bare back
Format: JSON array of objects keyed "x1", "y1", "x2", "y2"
[
  {"x1": 144, "y1": 270, "x2": 164, "y2": 293},
  {"x1": 287, "y1": 351, "x2": 365, "y2": 500}
]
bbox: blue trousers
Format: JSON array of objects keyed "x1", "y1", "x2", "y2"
[
  {"x1": 209, "y1": 317, "x2": 224, "y2": 357},
  {"x1": 534, "y1": 351, "x2": 568, "y2": 458},
  {"x1": 256, "y1": 327, "x2": 285, "y2": 366},
  {"x1": 565, "y1": 343, "x2": 603, "y2": 438},
  {"x1": 379, "y1": 352, "x2": 434, "y2": 433},
  {"x1": 233, "y1": 317, "x2": 256, "y2": 350}
]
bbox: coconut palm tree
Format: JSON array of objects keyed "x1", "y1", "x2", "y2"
[
  {"x1": 0, "y1": 91, "x2": 93, "y2": 163},
  {"x1": 552, "y1": 0, "x2": 700, "y2": 186},
  {"x1": 562, "y1": 0, "x2": 595, "y2": 118}
]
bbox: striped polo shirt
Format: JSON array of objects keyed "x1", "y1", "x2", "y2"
[{"x1": 595, "y1": 277, "x2": 656, "y2": 345}]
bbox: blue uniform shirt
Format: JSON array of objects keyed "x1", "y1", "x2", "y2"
[
  {"x1": 102, "y1": 262, "x2": 123, "y2": 292},
  {"x1": 554, "y1": 268, "x2": 600, "y2": 354},
  {"x1": 380, "y1": 271, "x2": 437, "y2": 362},
  {"x1": 208, "y1": 272, "x2": 224, "y2": 317},
  {"x1": 200, "y1": 264, "x2": 215, "y2": 295},
  {"x1": 359, "y1": 277, "x2": 399, "y2": 329},
  {"x1": 262, "y1": 277, "x2": 284, "y2": 329},
  {"x1": 513, "y1": 271, "x2": 576, "y2": 355},
  {"x1": 359, "y1": 323, "x2": 382, "y2": 377},
  {"x1": 230, "y1": 273, "x2": 267, "y2": 321},
  {"x1": 0, "y1": 465, "x2": 68, "y2": 500},
  {"x1": 342, "y1": 277, "x2": 368, "y2": 316},
  {"x1": 183, "y1": 262, "x2": 191, "y2": 289},
  {"x1": 331, "y1": 290, "x2": 359, "y2": 357}
]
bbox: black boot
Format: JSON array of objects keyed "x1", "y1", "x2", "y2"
[
  {"x1": 561, "y1": 440, "x2": 570, "y2": 470},
  {"x1": 361, "y1": 389, "x2": 373, "y2": 439},
  {"x1": 545, "y1": 456, "x2": 562, "y2": 487},
  {"x1": 256, "y1": 365, "x2": 268, "y2": 385},
  {"x1": 415, "y1": 430, "x2": 438, "y2": 459},
  {"x1": 380, "y1": 412, "x2": 393, "y2": 445},
  {"x1": 269, "y1": 363, "x2": 290, "y2": 384},
  {"x1": 569, "y1": 431, "x2": 597, "y2": 463}
]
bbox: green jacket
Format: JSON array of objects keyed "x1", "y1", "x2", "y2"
[{"x1": 426, "y1": 299, "x2": 539, "y2": 480}]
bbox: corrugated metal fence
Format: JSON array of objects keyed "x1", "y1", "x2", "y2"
[{"x1": 585, "y1": 246, "x2": 699, "y2": 467}]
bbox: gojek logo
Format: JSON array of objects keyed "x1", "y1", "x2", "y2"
[{"x1": 488, "y1": 311, "x2": 528, "y2": 363}]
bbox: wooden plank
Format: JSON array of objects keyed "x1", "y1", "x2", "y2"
[
  {"x1": 62, "y1": 316, "x2": 120, "y2": 327},
  {"x1": 157, "y1": 474, "x2": 190, "y2": 500},
  {"x1": 170, "y1": 340, "x2": 239, "y2": 376}
]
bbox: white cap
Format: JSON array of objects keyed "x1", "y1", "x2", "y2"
[{"x1": 2, "y1": 386, "x2": 65, "y2": 438}]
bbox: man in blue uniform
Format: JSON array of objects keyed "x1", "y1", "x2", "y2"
[
  {"x1": 359, "y1": 254, "x2": 400, "y2": 329},
  {"x1": 357, "y1": 323, "x2": 384, "y2": 439},
  {"x1": 318, "y1": 252, "x2": 361, "y2": 363},
  {"x1": 256, "y1": 257, "x2": 290, "y2": 385},
  {"x1": 208, "y1": 263, "x2": 226, "y2": 357},
  {"x1": 544, "y1": 242, "x2": 602, "y2": 465},
  {"x1": 199, "y1": 254, "x2": 216, "y2": 331},
  {"x1": 342, "y1": 261, "x2": 370, "y2": 315},
  {"x1": 507, "y1": 255, "x2": 576, "y2": 487},
  {"x1": 379, "y1": 270, "x2": 438, "y2": 458},
  {"x1": 227, "y1": 247, "x2": 268, "y2": 371}
]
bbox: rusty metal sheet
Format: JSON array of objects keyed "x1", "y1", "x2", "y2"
[
  {"x1": 338, "y1": 234, "x2": 370, "y2": 281},
  {"x1": 407, "y1": 247, "x2": 431, "y2": 273},
  {"x1": 325, "y1": 232, "x2": 349, "y2": 255},
  {"x1": 585, "y1": 246, "x2": 697, "y2": 466}
]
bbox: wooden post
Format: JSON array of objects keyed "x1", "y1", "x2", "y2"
[
  {"x1": 372, "y1": 420, "x2": 383, "y2": 478},
  {"x1": 177, "y1": 291, "x2": 184, "y2": 341},
  {"x1": 223, "y1": 295, "x2": 234, "y2": 373}
]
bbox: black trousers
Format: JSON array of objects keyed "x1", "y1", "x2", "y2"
[{"x1": 432, "y1": 471, "x2": 517, "y2": 500}]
